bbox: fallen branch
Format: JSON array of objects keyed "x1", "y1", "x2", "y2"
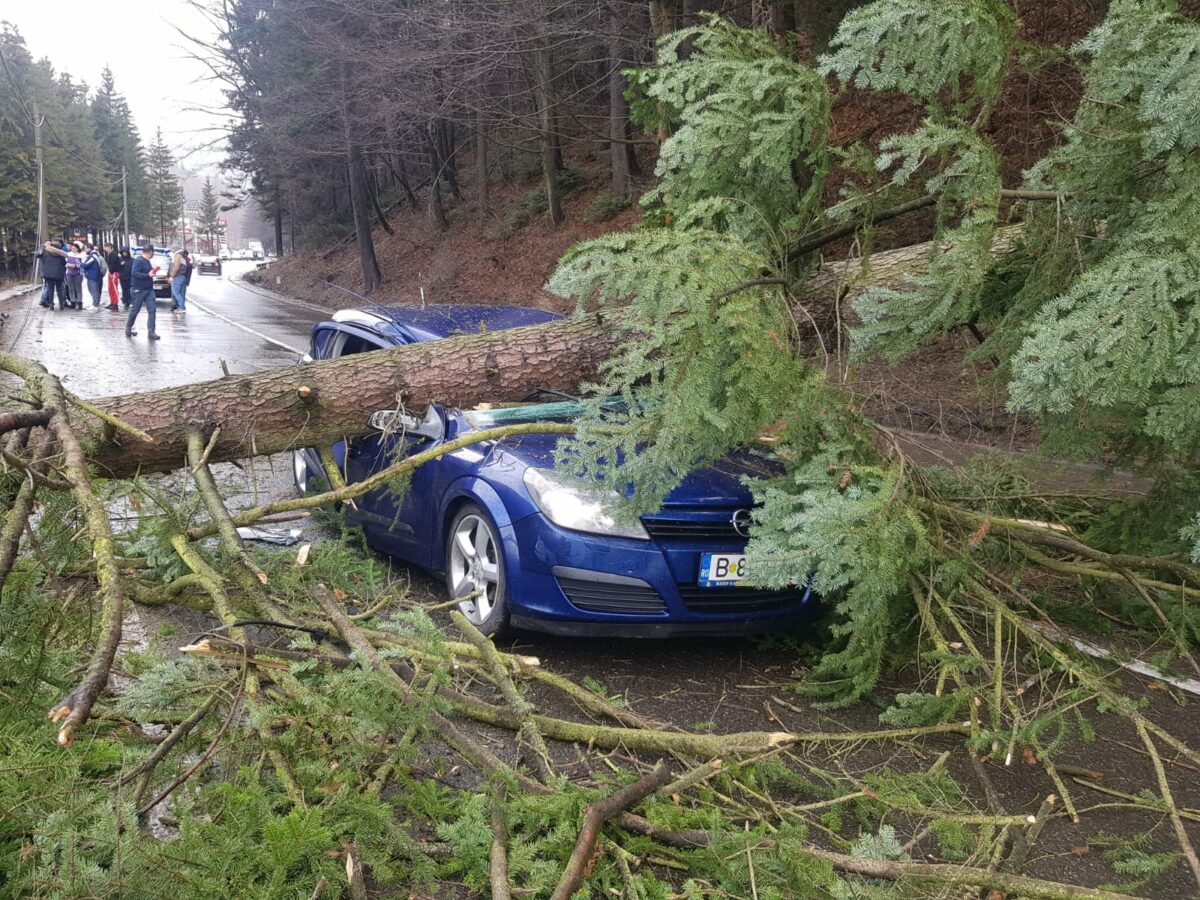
[
  {"x1": 448, "y1": 691, "x2": 969, "y2": 757},
  {"x1": 614, "y1": 817, "x2": 1141, "y2": 899},
  {"x1": 312, "y1": 584, "x2": 543, "y2": 793},
  {"x1": 185, "y1": 422, "x2": 574, "y2": 541},
  {"x1": 119, "y1": 691, "x2": 222, "y2": 794},
  {"x1": 0, "y1": 408, "x2": 51, "y2": 435},
  {"x1": 453, "y1": 611, "x2": 555, "y2": 784},
  {"x1": 1136, "y1": 721, "x2": 1200, "y2": 893},
  {"x1": 489, "y1": 792, "x2": 512, "y2": 900},
  {"x1": 45, "y1": 404, "x2": 128, "y2": 746},
  {"x1": 187, "y1": 429, "x2": 270, "y2": 591},
  {"x1": 0, "y1": 431, "x2": 51, "y2": 589},
  {"x1": 803, "y1": 845, "x2": 1143, "y2": 900},
  {"x1": 137, "y1": 662, "x2": 246, "y2": 817},
  {"x1": 550, "y1": 762, "x2": 671, "y2": 900}
]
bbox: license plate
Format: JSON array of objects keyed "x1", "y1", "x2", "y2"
[{"x1": 698, "y1": 553, "x2": 747, "y2": 587}]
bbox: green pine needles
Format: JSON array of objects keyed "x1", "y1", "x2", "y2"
[
  {"x1": 819, "y1": 0, "x2": 1016, "y2": 114},
  {"x1": 549, "y1": 0, "x2": 1200, "y2": 706}
]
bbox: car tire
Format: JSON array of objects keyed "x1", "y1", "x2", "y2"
[{"x1": 445, "y1": 503, "x2": 508, "y2": 636}]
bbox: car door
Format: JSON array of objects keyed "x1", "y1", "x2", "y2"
[
  {"x1": 321, "y1": 325, "x2": 445, "y2": 564},
  {"x1": 350, "y1": 405, "x2": 449, "y2": 566}
]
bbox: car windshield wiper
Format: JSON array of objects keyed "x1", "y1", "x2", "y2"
[{"x1": 522, "y1": 387, "x2": 579, "y2": 403}]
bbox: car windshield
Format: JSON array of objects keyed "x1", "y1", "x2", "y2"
[{"x1": 462, "y1": 398, "x2": 626, "y2": 429}]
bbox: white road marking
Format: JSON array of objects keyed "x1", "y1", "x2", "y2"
[{"x1": 187, "y1": 298, "x2": 307, "y2": 356}]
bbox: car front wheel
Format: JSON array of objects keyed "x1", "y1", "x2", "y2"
[{"x1": 446, "y1": 503, "x2": 508, "y2": 636}]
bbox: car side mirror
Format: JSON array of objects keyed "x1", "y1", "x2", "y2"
[
  {"x1": 367, "y1": 409, "x2": 422, "y2": 433},
  {"x1": 368, "y1": 406, "x2": 445, "y2": 441}
]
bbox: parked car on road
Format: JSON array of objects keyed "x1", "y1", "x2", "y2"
[
  {"x1": 293, "y1": 305, "x2": 814, "y2": 637},
  {"x1": 197, "y1": 254, "x2": 222, "y2": 276}
]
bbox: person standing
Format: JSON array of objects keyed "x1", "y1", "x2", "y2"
[
  {"x1": 181, "y1": 248, "x2": 193, "y2": 306},
  {"x1": 36, "y1": 241, "x2": 68, "y2": 309},
  {"x1": 64, "y1": 242, "x2": 86, "y2": 309},
  {"x1": 82, "y1": 242, "x2": 105, "y2": 308},
  {"x1": 104, "y1": 243, "x2": 121, "y2": 310},
  {"x1": 126, "y1": 240, "x2": 160, "y2": 340},
  {"x1": 118, "y1": 248, "x2": 133, "y2": 308},
  {"x1": 168, "y1": 246, "x2": 187, "y2": 313}
]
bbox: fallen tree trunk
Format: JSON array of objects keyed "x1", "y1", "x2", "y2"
[
  {"x1": 74, "y1": 314, "x2": 620, "y2": 478},
  {"x1": 801, "y1": 225, "x2": 1023, "y2": 331},
  {"x1": 25, "y1": 230, "x2": 1024, "y2": 480}
]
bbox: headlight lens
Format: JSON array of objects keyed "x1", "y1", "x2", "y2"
[{"x1": 523, "y1": 468, "x2": 648, "y2": 540}]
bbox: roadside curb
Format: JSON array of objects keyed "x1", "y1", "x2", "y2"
[{"x1": 0, "y1": 283, "x2": 38, "y2": 304}]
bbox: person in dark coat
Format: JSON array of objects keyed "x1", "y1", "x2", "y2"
[
  {"x1": 125, "y1": 239, "x2": 159, "y2": 340},
  {"x1": 118, "y1": 249, "x2": 133, "y2": 308},
  {"x1": 36, "y1": 241, "x2": 69, "y2": 310}
]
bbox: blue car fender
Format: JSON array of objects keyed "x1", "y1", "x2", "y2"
[{"x1": 436, "y1": 477, "x2": 520, "y2": 570}]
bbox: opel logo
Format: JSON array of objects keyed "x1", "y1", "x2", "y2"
[{"x1": 731, "y1": 509, "x2": 752, "y2": 537}]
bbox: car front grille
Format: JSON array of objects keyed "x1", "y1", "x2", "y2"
[
  {"x1": 677, "y1": 585, "x2": 804, "y2": 613},
  {"x1": 641, "y1": 517, "x2": 743, "y2": 541},
  {"x1": 557, "y1": 576, "x2": 667, "y2": 614}
]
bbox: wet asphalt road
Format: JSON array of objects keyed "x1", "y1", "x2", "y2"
[{"x1": 0, "y1": 261, "x2": 323, "y2": 397}]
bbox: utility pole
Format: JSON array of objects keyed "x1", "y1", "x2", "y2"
[
  {"x1": 121, "y1": 167, "x2": 130, "y2": 249},
  {"x1": 32, "y1": 101, "x2": 47, "y2": 283}
]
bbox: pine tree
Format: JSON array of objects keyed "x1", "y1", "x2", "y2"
[
  {"x1": 146, "y1": 128, "x2": 183, "y2": 245},
  {"x1": 197, "y1": 175, "x2": 222, "y2": 253},
  {"x1": 0, "y1": 26, "x2": 37, "y2": 272},
  {"x1": 91, "y1": 67, "x2": 148, "y2": 242}
]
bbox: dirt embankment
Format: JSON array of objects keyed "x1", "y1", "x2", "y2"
[{"x1": 261, "y1": 2, "x2": 1104, "y2": 314}]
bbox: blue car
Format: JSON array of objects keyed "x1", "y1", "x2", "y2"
[{"x1": 293, "y1": 305, "x2": 814, "y2": 637}]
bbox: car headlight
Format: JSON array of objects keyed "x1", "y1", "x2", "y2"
[{"x1": 523, "y1": 468, "x2": 648, "y2": 540}]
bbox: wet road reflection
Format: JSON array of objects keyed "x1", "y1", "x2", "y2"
[{"x1": 1, "y1": 261, "x2": 324, "y2": 398}]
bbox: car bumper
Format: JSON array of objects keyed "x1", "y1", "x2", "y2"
[
  {"x1": 198, "y1": 265, "x2": 221, "y2": 275},
  {"x1": 499, "y1": 512, "x2": 815, "y2": 637}
]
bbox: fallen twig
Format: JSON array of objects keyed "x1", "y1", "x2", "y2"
[
  {"x1": 138, "y1": 660, "x2": 247, "y2": 817},
  {"x1": 550, "y1": 762, "x2": 671, "y2": 900},
  {"x1": 490, "y1": 792, "x2": 512, "y2": 900},
  {"x1": 1136, "y1": 720, "x2": 1200, "y2": 892},
  {"x1": 453, "y1": 611, "x2": 555, "y2": 784},
  {"x1": 312, "y1": 584, "x2": 543, "y2": 793}
]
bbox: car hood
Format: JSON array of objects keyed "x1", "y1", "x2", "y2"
[{"x1": 489, "y1": 433, "x2": 776, "y2": 508}]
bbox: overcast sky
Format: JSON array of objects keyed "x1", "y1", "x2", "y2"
[{"x1": 5, "y1": 0, "x2": 231, "y2": 177}]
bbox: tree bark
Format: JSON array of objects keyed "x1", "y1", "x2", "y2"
[
  {"x1": 475, "y1": 107, "x2": 490, "y2": 211},
  {"x1": 802, "y1": 225, "x2": 1023, "y2": 328},
  {"x1": 273, "y1": 183, "x2": 284, "y2": 258},
  {"x1": 534, "y1": 47, "x2": 564, "y2": 225},
  {"x1": 74, "y1": 315, "x2": 620, "y2": 479},
  {"x1": 427, "y1": 124, "x2": 450, "y2": 231},
  {"x1": 608, "y1": 1, "x2": 632, "y2": 198}
]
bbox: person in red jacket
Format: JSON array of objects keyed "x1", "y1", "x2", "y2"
[{"x1": 103, "y1": 243, "x2": 121, "y2": 310}]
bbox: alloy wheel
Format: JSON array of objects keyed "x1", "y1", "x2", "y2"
[{"x1": 448, "y1": 513, "x2": 501, "y2": 625}]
